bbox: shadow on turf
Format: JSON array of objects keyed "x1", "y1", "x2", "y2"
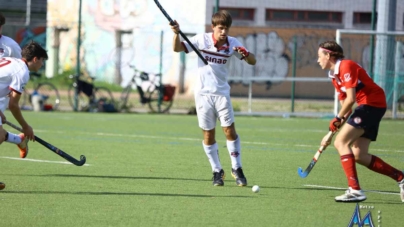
[
  {"x1": 4, "y1": 173, "x2": 247, "y2": 187},
  {"x1": 259, "y1": 186, "x2": 403, "y2": 204},
  {"x1": 1, "y1": 191, "x2": 252, "y2": 198},
  {"x1": 259, "y1": 185, "x2": 399, "y2": 194},
  {"x1": 7, "y1": 173, "x2": 215, "y2": 182}
]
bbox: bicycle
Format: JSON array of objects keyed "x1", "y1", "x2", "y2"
[
  {"x1": 67, "y1": 74, "x2": 115, "y2": 112},
  {"x1": 119, "y1": 66, "x2": 175, "y2": 113},
  {"x1": 20, "y1": 72, "x2": 61, "y2": 111}
]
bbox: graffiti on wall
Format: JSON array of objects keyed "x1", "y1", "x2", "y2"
[
  {"x1": 16, "y1": 27, "x2": 47, "y2": 48},
  {"x1": 228, "y1": 32, "x2": 289, "y2": 89}
]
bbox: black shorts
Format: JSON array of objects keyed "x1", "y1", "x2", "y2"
[{"x1": 347, "y1": 105, "x2": 386, "y2": 141}]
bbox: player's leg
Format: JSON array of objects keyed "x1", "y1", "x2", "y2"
[
  {"x1": 196, "y1": 94, "x2": 224, "y2": 186},
  {"x1": 350, "y1": 105, "x2": 404, "y2": 202},
  {"x1": 217, "y1": 96, "x2": 247, "y2": 186},
  {"x1": 0, "y1": 104, "x2": 28, "y2": 158},
  {"x1": 333, "y1": 106, "x2": 368, "y2": 202}
]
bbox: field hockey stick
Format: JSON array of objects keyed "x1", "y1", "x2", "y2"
[
  {"x1": 297, "y1": 131, "x2": 335, "y2": 178},
  {"x1": 5, "y1": 121, "x2": 86, "y2": 166},
  {"x1": 153, "y1": 0, "x2": 208, "y2": 65}
]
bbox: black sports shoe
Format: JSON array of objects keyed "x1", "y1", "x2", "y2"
[
  {"x1": 231, "y1": 168, "x2": 247, "y2": 186},
  {"x1": 212, "y1": 169, "x2": 225, "y2": 186}
]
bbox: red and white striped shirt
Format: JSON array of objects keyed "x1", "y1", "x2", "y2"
[{"x1": 182, "y1": 33, "x2": 247, "y2": 96}]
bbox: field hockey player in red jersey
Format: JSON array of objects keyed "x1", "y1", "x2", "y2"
[{"x1": 317, "y1": 40, "x2": 404, "y2": 202}]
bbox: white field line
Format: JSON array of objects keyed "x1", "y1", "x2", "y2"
[
  {"x1": 14, "y1": 130, "x2": 404, "y2": 153},
  {"x1": 0, "y1": 156, "x2": 91, "y2": 166},
  {"x1": 304, "y1": 184, "x2": 400, "y2": 196}
]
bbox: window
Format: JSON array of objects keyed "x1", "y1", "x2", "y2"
[
  {"x1": 353, "y1": 12, "x2": 377, "y2": 24},
  {"x1": 266, "y1": 9, "x2": 342, "y2": 23},
  {"x1": 219, "y1": 7, "x2": 255, "y2": 20}
]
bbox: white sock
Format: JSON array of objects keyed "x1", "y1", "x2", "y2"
[
  {"x1": 202, "y1": 142, "x2": 222, "y2": 172},
  {"x1": 6, "y1": 132, "x2": 22, "y2": 145},
  {"x1": 227, "y1": 136, "x2": 242, "y2": 169}
]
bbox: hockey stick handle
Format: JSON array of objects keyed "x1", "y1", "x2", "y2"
[
  {"x1": 5, "y1": 121, "x2": 86, "y2": 166},
  {"x1": 319, "y1": 131, "x2": 335, "y2": 151},
  {"x1": 297, "y1": 130, "x2": 337, "y2": 178},
  {"x1": 153, "y1": 0, "x2": 208, "y2": 65}
]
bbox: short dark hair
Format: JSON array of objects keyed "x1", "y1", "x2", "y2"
[
  {"x1": 212, "y1": 10, "x2": 232, "y2": 27},
  {"x1": 319, "y1": 40, "x2": 345, "y2": 59},
  {"x1": 0, "y1": 12, "x2": 5, "y2": 26},
  {"x1": 21, "y1": 41, "x2": 48, "y2": 61}
]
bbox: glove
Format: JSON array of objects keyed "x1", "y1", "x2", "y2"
[
  {"x1": 234, "y1": 46, "x2": 249, "y2": 58},
  {"x1": 329, "y1": 116, "x2": 343, "y2": 132}
]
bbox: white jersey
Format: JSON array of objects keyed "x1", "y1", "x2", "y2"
[
  {"x1": 0, "y1": 35, "x2": 22, "y2": 58},
  {"x1": 0, "y1": 57, "x2": 29, "y2": 98},
  {"x1": 182, "y1": 33, "x2": 246, "y2": 96}
]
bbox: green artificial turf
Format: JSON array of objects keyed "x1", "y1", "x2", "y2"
[{"x1": 0, "y1": 111, "x2": 403, "y2": 226}]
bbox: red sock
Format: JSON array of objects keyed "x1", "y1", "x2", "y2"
[
  {"x1": 340, "y1": 154, "x2": 361, "y2": 190},
  {"x1": 368, "y1": 155, "x2": 404, "y2": 182}
]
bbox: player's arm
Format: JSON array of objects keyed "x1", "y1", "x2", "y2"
[
  {"x1": 244, "y1": 52, "x2": 256, "y2": 65},
  {"x1": 170, "y1": 20, "x2": 185, "y2": 52},
  {"x1": 0, "y1": 111, "x2": 6, "y2": 144},
  {"x1": 338, "y1": 88, "x2": 355, "y2": 120},
  {"x1": 233, "y1": 46, "x2": 256, "y2": 65},
  {"x1": 8, "y1": 90, "x2": 34, "y2": 141},
  {"x1": 0, "y1": 110, "x2": 6, "y2": 124}
]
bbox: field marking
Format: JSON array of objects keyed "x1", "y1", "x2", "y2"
[
  {"x1": 304, "y1": 184, "x2": 400, "y2": 196},
  {"x1": 0, "y1": 156, "x2": 91, "y2": 166},
  {"x1": 11, "y1": 130, "x2": 404, "y2": 153},
  {"x1": 92, "y1": 132, "x2": 404, "y2": 153}
]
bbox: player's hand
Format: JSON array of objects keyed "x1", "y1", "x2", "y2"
[
  {"x1": 170, "y1": 20, "x2": 180, "y2": 34},
  {"x1": 320, "y1": 134, "x2": 332, "y2": 147},
  {"x1": 22, "y1": 124, "x2": 35, "y2": 141},
  {"x1": 233, "y1": 46, "x2": 249, "y2": 58},
  {"x1": 329, "y1": 116, "x2": 342, "y2": 132},
  {"x1": 0, "y1": 111, "x2": 5, "y2": 124}
]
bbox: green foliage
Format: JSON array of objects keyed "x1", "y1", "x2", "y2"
[
  {"x1": 232, "y1": 101, "x2": 241, "y2": 112},
  {"x1": 27, "y1": 70, "x2": 123, "y2": 92}
]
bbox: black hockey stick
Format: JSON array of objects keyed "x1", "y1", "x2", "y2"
[
  {"x1": 153, "y1": 0, "x2": 208, "y2": 65},
  {"x1": 5, "y1": 121, "x2": 86, "y2": 166},
  {"x1": 297, "y1": 131, "x2": 335, "y2": 178}
]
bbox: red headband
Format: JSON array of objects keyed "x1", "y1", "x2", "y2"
[{"x1": 319, "y1": 47, "x2": 333, "y2": 53}]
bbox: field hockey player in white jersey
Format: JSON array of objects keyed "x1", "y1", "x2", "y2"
[
  {"x1": 170, "y1": 10, "x2": 256, "y2": 186},
  {"x1": 0, "y1": 41, "x2": 48, "y2": 172},
  {"x1": 0, "y1": 12, "x2": 31, "y2": 162}
]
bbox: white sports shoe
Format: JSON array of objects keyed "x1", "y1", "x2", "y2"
[
  {"x1": 335, "y1": 187, "x2": 367, "y2": 202},
  {"x1": 399, "y1": 178, "x2": 404, "y2": 202}
]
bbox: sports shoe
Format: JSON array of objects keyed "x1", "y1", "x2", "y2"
[
  {"x1": 212, "y1": 169, "x2": 225, "y2": 186},
  {"x1": 0, "y1": 181, "x2": 5, "y2": 190},
  {"x1": 398, "y1": 177, "x2": 404, "y2": 202},
  {"x1": 335, "y1": 187, "x2": 367, "y2": 202},
  {"x1": 17, "y1": 133, "x2": 29, "y2": 158},
  {"x1": 231, "y1": 168, "x2": 247, "y2": 186}
]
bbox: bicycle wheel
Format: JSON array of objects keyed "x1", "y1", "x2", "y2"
[
  {"x1": 120, "y1": 85, "x2": 142, "y2": 112},
  {"x1": 148, "y1": 86, "x2": 173, "y2": 113},
  {"x1": 36, "y1": 82, "x2": 60, "y2": 111},
  {"x1": 67, "y1": 84, "x2": 91, "y2": 111},
  {"x1": 20, "y1": 89, "x2": 32, "y2": 110},
  {"x1": 94, "y1": 86, "x2": 115, "y2": 106}
]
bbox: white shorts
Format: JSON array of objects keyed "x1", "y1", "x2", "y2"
[
  {"x1": 0, "y1": 97, "x2": 9, "y2": 112},
  {"x1": 195, "y1": 94, "x2": 234, "y2": 130}
]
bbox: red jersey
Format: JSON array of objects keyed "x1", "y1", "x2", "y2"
[{"x1": 329, "y1": 60, "x2": 386, "y2": 108}]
